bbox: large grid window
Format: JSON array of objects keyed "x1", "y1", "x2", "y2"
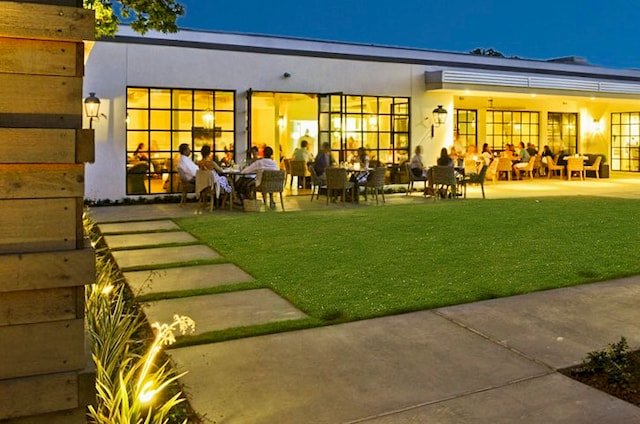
[
  {"x1": 126, "y1": 87, "x2": 235, "y2": 195},
  {"x1": 454, "y1": 109, "x2": 478, "y2": 150},
  {"x1": 547, "y1": 112, "x2": 578, "y2": 155},
  {"x1": 611, "y1": 112, "x2": 640, "y2": 172},
  {"x1": 318, "y1": 94, "x2": 410, "y2": 164},
  {"x1": 486, "y1": 111, "x2": 539, "y2": 152}
]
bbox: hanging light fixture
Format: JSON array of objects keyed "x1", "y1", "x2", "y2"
[
  {"x1": 203, "y1": 108, "x2": 214, "y2": 129},
  {"x1": 84, "y1": 92, "x2": 101, "y2": 129}
]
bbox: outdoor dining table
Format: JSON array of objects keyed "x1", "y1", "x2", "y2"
[{"x1": 345, "y1": 166, "x2": 373, "y2": 203}]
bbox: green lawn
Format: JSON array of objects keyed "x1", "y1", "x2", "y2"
[{"x1": 173, "y1": 197, "x2": 640, "y2": 342}]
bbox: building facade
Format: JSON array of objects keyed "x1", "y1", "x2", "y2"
[{"x1": 84, "y1": 26, "x2": 640, "y2": 200}]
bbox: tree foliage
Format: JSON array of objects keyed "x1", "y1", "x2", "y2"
[
  {"x1": 470, "y1": 48, "x2": 505, "y2": 57},
  {"x1": 84, "y1": 0, "x2": 185, "y2": 38}
]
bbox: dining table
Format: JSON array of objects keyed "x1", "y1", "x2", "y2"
[{"x1": 345, "y1": 166, "x2": 373, "y2": 203}]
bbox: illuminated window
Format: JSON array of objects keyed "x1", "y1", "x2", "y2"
[
  {"x1": 486, "y1": 111, "x2": 539, "y2": 152},
  {"x1": 126, "y1": 87, "x2": 235, "y2": 195},
  {"x1": 547, "y1": 112, "x2": 578, "y2": 155},
  {"x1": 454, "y1": 109, "x2": 477, "y2": 150},
  {"x1": 611, "y1": 112, "x2": 640, "y2": 172}
]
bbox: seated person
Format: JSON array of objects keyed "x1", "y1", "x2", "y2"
[
  {"x1": 239, "y1": 146, "x2": 279, "y2": 206},
  {"x1": 198, "y1": 145, "x2": 232, "y2": 195},
  {"x1": 410, "y1": 145, "x2": 427, "y2": 178},
  {"x1": 526, "y1": 142, "x2": 538, "y2": 157},
  {"x1": 292, "y1": 139, "x2": 315, "y2": 163},
  {"x1": 512, "y1": 141, "x2": 531, "y2": 178},
  {"x1": 133, "y1": 143, "x2": 148, "y2": 161},
  {"x1": 313, "y1": 142, "x2": 336, "y2": 184},
  {"x1": 481, "y1": 143, "x2": 493, "y2": 165},
  {"x1": 177, "y1": 143, "x2": 199, "y2": 183}
]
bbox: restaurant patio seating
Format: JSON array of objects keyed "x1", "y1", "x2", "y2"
[
  {"x1": 283, "y1": 158, "x2": 291, "y2": 187},
  {"x1": 255, "y1": 170, "x2": 286, "y2": 211},
  {"x1": 178, "y1": 169, "x2": 195, "y2": 207},
  {"x1": 496, "y1": 157, "x2": 513, "y2": 181},
  {"x1": 309, "y1": 164, "x2": 326, "y2": 201},
  {"x1": 514, "y1": 156, "x2": 536, "y2": 180},
  {"x1": 364, "y1": 166, "x2": 386, "y2": 205},
  {"x1": 546, "y1": 156, "x2": 565, "y2": 179},
  {"x1": 566, "y1": 157, "x2": 585, "y2": 181},
  {"x1": 485, "y1": 158, "x2": 499, "y2": 183},
  {"x1": 584, "y1": 156, "x2": 602, "y2": 179},
  {"x1": 405, "y1": 162, "x2": 427, "y2": 195},
  {"x1": 325, "y1": 167, "x2": 354, "y2": 204},
  {"x1": 430, "y1": 165, "x2": 458, "y2": 199},
  {"x1": 289, "y1": 160, "x2": 310, "y2": 189},
  {"x1": 462, "y1": 164, "x2": 488, "y2": 199}
]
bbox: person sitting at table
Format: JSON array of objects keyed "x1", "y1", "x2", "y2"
[
  {"x1": 449, "y1": 146, "x2": 460, "y2": 167},
  {"x1": 292, "y1": 139, "x2": 315, "y2": 163},
  {"x1": 356, "y1": 147, "x2": 370, "y2": 167},
  {"x1": 501, "y1": 144, "x2": 516, "y2": 160},
  {"x1": 197, "y1": 144, "x2": 232, "y2": 199},
  {"x1": 239, "y1": 145, "x2": 279, "y2": 207},
  {"x1": 481, "y1": 143, "x2": 494, "y2": 165},
  {"x1": 540, "y1": 145, "x2": 554, "y2": 175},
  {"x1": 313, "y1": 142, "x2": 336, "y2": 184},
  {"x1": 410, "y1": 145, "x2": 428, "y2": 178},
  {"x1": 177, "y1": 143, "x2": 199, "y2": 183},
  {"x1": 245, "y1": 146, "x2": 260, "y2": 166},
  {"x1": 437, "y1": 147, "x2": 453, "y2": 166},
  {"x1": 526, "y1": 142, "x2": 538, "y2": 157},
  {"x1": 133, "y1": 143, "x2": 148, "y2": 161},
  {"x1": 512, "y1": 141, "x2": 531, "y2": 178}
]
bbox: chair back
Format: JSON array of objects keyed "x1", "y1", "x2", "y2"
[
  {"x1": 525, "y1": 155, "x2": 536, "y2": 171},
  {"x1": 463, "y1": 158, "x2": 478, "y2": 175},
  {"x1": 366, "y1": 167, "x2": 386, "y2": 188},
  {"x1": 468, "y1": 164, "x2": 488, "y2": 183},
  {"x1": 326, "y1": 167, "x2": 350, "y2": 189},
  {"x1": 566, "y1": 157, "x2": 584, "y2": 171},
  {"x1": 283, "y1": 158, "x2": 291, "y2": 174},
  {"x1": 126, "y1": 163, "x2": 148, "y2": 194},
  {"x1": 486, "y1": 158, "x2": 499, "y2": 182},
  {"x1": 586, "y1": 156, "x2": 602, "y2": 170},
  {"x1": 258, "y1": 170, "x2": 285, "y2": 193},
  {"x1": 496, "y1": 157, "x2": 513, "y2": 172},
  {"x1": 431, "y1": 166, "x2": 456, "y2": 186},
  {"x1": 308, "y1": 163, "x2": 323, "y2": 184},
  {"x1": 290, "y1": 160, "x2": 309, "y2": 177}
]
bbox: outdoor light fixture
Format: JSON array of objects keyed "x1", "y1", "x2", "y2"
[
  {"x1": 427, "y1": 105, "x2": 448, "y2": 138},
  {"x1": 84, "y1": 92, "x2": 101, "y2": 129},
  {"x1": 278, "y1": 115, "x2": 285, "y2": 129}
]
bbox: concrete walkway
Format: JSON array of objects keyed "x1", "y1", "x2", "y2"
[{"x1": 92, "y1": 176, "x2": 640, "y2": 423}]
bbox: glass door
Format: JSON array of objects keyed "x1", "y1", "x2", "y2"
[{"x1": 318, "y1": 93, "x2": 344, "y2": 162}]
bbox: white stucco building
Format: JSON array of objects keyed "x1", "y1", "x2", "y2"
[{"x1": 84, "y1": 26, "x2": 640, "y2": 200}]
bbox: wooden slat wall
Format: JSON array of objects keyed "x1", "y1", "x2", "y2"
[{"x1": 0, "y1": 1, "x2": 95, "y2": 422}]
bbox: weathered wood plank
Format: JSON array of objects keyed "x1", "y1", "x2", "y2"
[
  {"x1": 0, "y1": 319, "x2": 85, "y2": 380},
  {"x1": 0, "y1": 246, "x2": 94, "y2": 292},
  {"x1": 0, "y1": 198, "x2": 78, "y2": 253},
  {"x1": 0, "y1": 371, "x2": 78, "y2": 419},
  {"x1": 76, "y1": 128, "x2": 95, "y2": 163},
  {"x1": 0, "y1": 128, "x2": 76, "y2": 163},
  {"x1": 0, "y1": 38, "x2": 80, "y2": 77},
  {"x1": 0, "y1": 2, "x2": 94, "y2": 42},
  {"x1": 0, "y1": 74, "x2": 82, "y2": 115},
  {"x1": 0, "y1": 287, "x2": 79, "y2": 326},
  {"x1": 0, "y1": 113, "x2": 81, "y2": 129},
  {"x1": 0, "y1": 164, "x2": 84, "y2": 199}
]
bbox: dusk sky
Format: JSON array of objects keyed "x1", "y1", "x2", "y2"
[{"x1": 173, "y1": 0, "x2": 640, "y2": 70}]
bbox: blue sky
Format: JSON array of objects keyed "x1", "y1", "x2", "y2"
[{"x1": 173, "y1": 0, "x2": 640, "y2": 70}]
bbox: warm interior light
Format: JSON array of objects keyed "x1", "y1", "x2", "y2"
[
  {"x1": 277, "y1": 115, "x2": 285, "y2": 129},
  {"x1": 84, "y1": 92, "x2": 101, "y2": 118},
  {"x1": 203, "y1": 109, "x2": 214, "y2": 129}
]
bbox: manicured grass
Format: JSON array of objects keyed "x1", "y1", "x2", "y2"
[{"x1": 174, "y1": 197, "x2": 640, "y2": 337}]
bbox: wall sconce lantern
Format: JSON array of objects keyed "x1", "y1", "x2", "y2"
[
  {"x1": 429, "y1": 105, "x2": 448, "y2": 137},
  {"x1": 84, "y1": 92, "x2": 101, "y2": 129}
]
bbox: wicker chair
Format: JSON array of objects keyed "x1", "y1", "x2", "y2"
[
  {"x1": 514, "y1": 156, "x2": 537, "y2": 180},
  {"x1": 325, "y1": 167, "x2": 354, "y2": 205},
  {"x1": 462, "y1": 164, "x2": 488, "y2": 198},
  {"x1": 566, "y1": 157, "x2": 585, "y2": 181},
  {"x1": 430, "y1": 166, "x2": 457, "y2": 199},
  {"x1": 126, "y1": 163, "x2": 148, "y2": 195},
  {"x1": 485, "y1": 158, "x2": 499, "y2": 184},
  {"x1": 177, "y1": 167, "x2": 195, "y2": 207},
  {"x1": 289, "y1": 160, "x2": 310, "y2": 189},
  {"x1": 405, "y1": 162, "x2": 427, "y2": 195},
  {"x1": 546, "y1": 156, "x2": 565, "y2": 179},
  {"x1": 283, "y1": 158, "x2": 291, "y2": 187},
  {"x1": 496, "y1": 157, "x2": 513, "y2": 181},
  {"x1": 364, "y1": 166, "x2": 386, "y2": 205},
  {"x1": 308, "y1": 164, "x2": 326, "y2": 201},
  {"x1": 584, "y1": 156, "x2": 602, "y2": 179},
  {"x1": 255, "y1": 170, "x2": 286, "y2": 211}
]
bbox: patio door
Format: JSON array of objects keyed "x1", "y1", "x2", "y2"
[{"x1": 318, "y1": 93, "x2": 345, "y2": 162}]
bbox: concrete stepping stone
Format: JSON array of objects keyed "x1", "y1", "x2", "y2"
[
  {"x1": 124, "y1": 264, "x2": 254, "y2": 297},
  {"x1": 111, "y1": 245, "x2": 219, "y2": 270},
  {"x1": 104, "y1": 231, "x2": 197, "y2": 249},
  {"x1": 141, "y1": 288, "x2": 307, "y2": 335},
  {"x1": 99, "y1": 220, "x2": 180, "y2": 234}
]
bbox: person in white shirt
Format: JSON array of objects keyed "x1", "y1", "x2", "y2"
[
  {"x1": 177, "y1": 143, "x2": 199, "y2": 183},
  {"x1": 240, "y1": 146, "x2": 279, "y2": 207}
]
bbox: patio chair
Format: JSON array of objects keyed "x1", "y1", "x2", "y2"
[
  {"x1": 430, "y1": 166, "x2": 457, "y2": 200},
  {"x1": 405, "y1": 162, "x2": 427, "y2": 195},
  {"x1": 546, "y1": 156, "x2": 565, "y2": 179},
  {"x1": 584, "y1": 156, "x2": 602, "y2": 179},
  {"x1": 309, "y1": 164, "x2": 326, "y2": 201},
  {"x1": 462, "y1": 164, "x2": 488, "y2": 199},
  {"x1": 364, "y1": 166, "x2": 386, "y2": 205},
  {"x1": 566, "y1": 157, "x2": 585, "y2": 181},
  {"x1": 178, "y1": 168, "x2": 195, "y2": 206},
  {"x1": 289, "y1": 160, "x2": 310, "y2": 189},
  {"x1": 255, "y1": 170, "x2": 286, "y2": 211},
  {"x1": 126, "y1": 163, "x2": 148, "y2": 195},
  {"x1": 496, "y1": 157, "x2": 513, "y2": 181},
  {"x1": 283, "y1": 158, "x2": 291, "y2": 187},
  {"x1": 325, "y1": 167, "x2": 354, "y2": 205},
  {"x1": 485, "y1": 158, "x2": 499, "y2": 184},
  {"x1": 514, "y1": 156, "x2": 536, "y2": 180}
]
